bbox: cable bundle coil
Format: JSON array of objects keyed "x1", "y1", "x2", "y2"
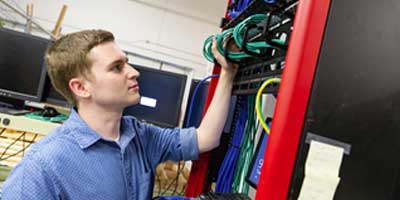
[{"x1": 203, "y1": 13, "x2": 285, "y2": 63}]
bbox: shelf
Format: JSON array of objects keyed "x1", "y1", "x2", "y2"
[
  {"x1": 223, "y1": 0, "x2": 277, "y2": 29},
  {"x1": 233, "y1": 56, "x2": 285, "y2": 95},
  {"x1": 223, "y1": 0, "x2": 298, "y2": 29}
]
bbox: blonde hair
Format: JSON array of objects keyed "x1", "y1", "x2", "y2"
[{"x1": 45, "y1": 29, "x2": 114, "y2": 106}]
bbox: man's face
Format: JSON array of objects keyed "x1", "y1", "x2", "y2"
[{"x1": 85, "y1": 41, "x2": 140, "y2": 109}]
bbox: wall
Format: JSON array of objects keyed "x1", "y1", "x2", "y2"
[
  {"x1": 0, "y1": 0, "x2": 227, "y2": 78},
  {"x1": 0, "y1": 0, "x2": 227, "y2": 127}
]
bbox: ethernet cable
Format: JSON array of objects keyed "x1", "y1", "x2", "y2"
[{"x1": 255, "y1": 77, "x2": 281, "y2": 134}]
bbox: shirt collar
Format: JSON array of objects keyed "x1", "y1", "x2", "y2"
[
  {"x1": 64, "y1": 108, "x2": 136, "y2": 149},
  {"x1": 63, "y1": 108, "x2": 101, "y2": 149}
]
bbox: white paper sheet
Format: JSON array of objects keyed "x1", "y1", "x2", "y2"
[{"x1": 298, "y1": 140, "x2": 345, "y2": 200}]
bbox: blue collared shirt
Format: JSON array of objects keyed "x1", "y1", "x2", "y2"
[{"x1": 2, "y1": 109, "x2": 199, "y2": 200}]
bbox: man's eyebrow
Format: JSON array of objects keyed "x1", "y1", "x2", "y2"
[{"x1": 107, "y1": 56, "x2": 128, "y2": 67}]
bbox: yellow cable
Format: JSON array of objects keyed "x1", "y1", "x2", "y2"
[{"x1": 255, "y1": 78, "x2": 281, "y2": 134}]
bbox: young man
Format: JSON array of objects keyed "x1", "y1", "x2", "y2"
[{"x1": 2, "y1": 30, "x2": 237, "y2": 199}]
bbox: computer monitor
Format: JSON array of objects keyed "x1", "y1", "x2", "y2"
[
  {"x1": 43, "y1": 75, "x2": 71, "y2": 108},
  {"x1": 123, "y1": 65, "x2": 187, "y2": 128},
  {"x1": 0, "y1": 28, "x2": 48, "y2": 102},
  {"x1": 183, "y1": 79, "x2": 210, "y2": 127}
]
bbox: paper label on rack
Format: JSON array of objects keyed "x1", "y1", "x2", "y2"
[
  {"x1": 298, "y1": 140, "x2": 345, "y2": 200},
  {"x1": 298, "y1": 174, "x2": 340, "y2": 200},
  {"x1": 305, "y1": 140, "x2": 344, "y2": 177}
]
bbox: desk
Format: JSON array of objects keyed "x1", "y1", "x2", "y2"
[{"x1": 0, "y1": 113, "x2": 60, "y2": 135}]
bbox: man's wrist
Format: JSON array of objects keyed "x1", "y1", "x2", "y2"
[{"x1": 220, "y1": 68, "x2": 237, "y2": 80}]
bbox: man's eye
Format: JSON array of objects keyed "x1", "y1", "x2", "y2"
[{"x1": 112, "y1": 65, "x2": 122, "y2": 72}]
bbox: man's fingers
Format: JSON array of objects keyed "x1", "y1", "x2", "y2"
[{"x1": 211, "y1": 38, "x2": 218, "y2": 55}]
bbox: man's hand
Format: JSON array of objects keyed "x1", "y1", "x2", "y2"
[{"x1": 211, "y1": 38, "x2": 239, "y2": 75}]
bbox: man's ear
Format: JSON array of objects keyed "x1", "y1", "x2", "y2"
[{"x1": 69, "y1": 78, "x2": 91, "y2": 99}]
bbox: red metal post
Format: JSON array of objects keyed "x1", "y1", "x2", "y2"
[{"x1": 255, "y1": 0, "x2": 331, "y2": 199}]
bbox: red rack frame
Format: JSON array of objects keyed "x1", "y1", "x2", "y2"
[{"x1": 255, "y1": 0, "x2": 331, "y2": 199}]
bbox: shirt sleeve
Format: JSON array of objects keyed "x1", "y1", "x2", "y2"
[
  {"x1": 135, "y1": 121, "x2": 199, "y2": 168},
  {"x1": 2, "y1": 155, "x2": 59, "y2": 200}
]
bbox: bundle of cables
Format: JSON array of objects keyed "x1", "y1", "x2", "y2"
[
  {"x1": 203, "y1": 14, "x2": 284, "y2": 63},
  {"x1": 228, "y1": 0, "x2": 254, "y2": 19},
  {"x1": 233, "y1": 14, "x2": 285, "y2": 56},
  {"x1": 231, "y1": 95, "x2": 259, "y2": 194},
  {"x1": 203, "y1": 29, "x2": 252, "y2": 63},
  {"x1": 228, "y1": 0, "x2": 283, "y2": 19},
  {"x1": 215, "y1": 96, "x2": 248, "y2": 193},
  {"x1": 213, "y1": 78, "x2": 280, "y2": 194},
  {"x1": 231, "y1": 78, "x2": 280, "y2": 193}
]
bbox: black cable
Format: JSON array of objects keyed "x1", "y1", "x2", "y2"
[
  {"x1": 241, "y1": 24, "x2": 266, "y2": 57},
  {"x1": 0, "y1": 128, "x2": 6, "y2": 136},
  {"x1": 165, "y1": 162, "x2": 180, "y2": 195},
  {"x1": 160, "y1": 164, "x2": 177, "y2": 195},
  {"x1": 160, "y1": 162, "x2": 186, "y2": 196},
  {"x1": 156, "y1": 172, "x2": 162, "y2": 196},
  {"x1": 263, "y1": 11, "x2": 287, "y2": 50},
  {"x1": 160, "y1": 173, "x2": 177, "y2": 195},
  {"x1": 171, "y1": 162, "x2": 183, "y2": 195},
  {"x1": 262, "y1": 1, "x2": 298, "y2": 49},
  {"x1": 174, "y1": 163, "x2": 183, "y2": 194},
  {"x1": 22, "y1": 131, "x2": 25, "y2": 157},
  {"x1": 0, "y1": 132, "x2": 37, "y2": 161},
  {"x1": 0, "y1": 131, "x2": 26, "y2": 160},
  {"x1": 180, "y1": 183, "x2": 186, "y2": 194}
]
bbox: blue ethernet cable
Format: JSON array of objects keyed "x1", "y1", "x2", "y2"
[
  {"x1": 185, "y1": 74, "x2": 220, "y2": 128},
  {"x1": 215, "y1": 96, "x2": 248, "y2": 192}
]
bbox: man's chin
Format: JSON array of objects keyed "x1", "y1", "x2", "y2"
[
  {"x1": 119, "y1": 94, "x2": 140, "y2": 108},
  {"x1": 129, "y1": 95, "x2": 141, "y2": 106}
]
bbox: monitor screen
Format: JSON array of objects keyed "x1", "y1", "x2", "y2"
[
  {"x1": 0, "y1": 28, "x2": 48, "y2": 102},
  {"x1": 123, "y1": 65, "x2": 187, "y2": 128},
  {"x1": 183, "y1": 79, "x2": 210, "y2": 128},
  {"x1": 43, "y1": 75, "x2": 71, "y2": 108}
]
